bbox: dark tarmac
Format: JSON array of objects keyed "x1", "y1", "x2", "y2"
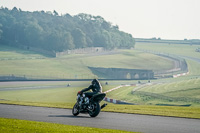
[{"x1": 0, "y1": 104, "x2": 199, "y2": 133}]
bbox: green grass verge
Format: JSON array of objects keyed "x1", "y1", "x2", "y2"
[
  {"x1": 103, "y1": 104, "x2": 200, "y2": 119},
  {"x1": 0, "y1": 118, "x2": 135, "y2": 133}
]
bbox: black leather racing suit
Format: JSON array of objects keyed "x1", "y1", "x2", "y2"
[{"x1": 80, "y1": 79, "x2": 102, "y2": 98}]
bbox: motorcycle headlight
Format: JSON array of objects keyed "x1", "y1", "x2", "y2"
[{"x1": 83, "y1": 94, "x2": 85, "y2": 97}]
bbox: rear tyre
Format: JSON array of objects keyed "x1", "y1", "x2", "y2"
[
  {"x1": 72, "y1": 103, "x2": 79, "y2": 116},
  {"x1": 88, "y1": 102, "x2": 100, "y2": 117}
]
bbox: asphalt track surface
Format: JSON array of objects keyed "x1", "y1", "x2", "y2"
[{"x1": 0, "y1": 104, "x2": 200, "y2": 133}]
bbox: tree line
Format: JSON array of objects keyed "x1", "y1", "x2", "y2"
[{"x1": 0, "y1": 7, "x2": 135, "y2": 52}]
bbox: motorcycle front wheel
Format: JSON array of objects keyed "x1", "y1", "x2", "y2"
[
  {"x1": 88, "y1": 102, "x2": 100, "y2": 117},
  {"x1": 72, "y1": 103, "x2": 79, "y2": 116}
]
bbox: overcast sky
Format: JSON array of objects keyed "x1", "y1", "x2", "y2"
[{"x1": 1, "y1": 0, "x2": 200, "y2": 40}]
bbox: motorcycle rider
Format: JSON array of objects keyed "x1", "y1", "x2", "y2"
[{"x1": 78, "y1": 79, "x2": 102, "y2": 98}]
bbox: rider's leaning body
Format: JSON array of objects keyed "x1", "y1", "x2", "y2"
[{"x1": 79, "y1": 79, "x2": 102, "y2": 98}]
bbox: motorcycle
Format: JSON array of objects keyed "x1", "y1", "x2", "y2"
[{"x1": 72, "y1": 92, "x2": 107, "y2": 117}]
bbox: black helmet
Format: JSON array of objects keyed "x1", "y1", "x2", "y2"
[{"x1": 92, "y1": 79, "x2": 97, "y2": 86}]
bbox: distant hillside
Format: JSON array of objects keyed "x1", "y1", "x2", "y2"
[
  {"x1": 0, "y1": 7, "x2": 135, "y2": 52},
  {"x1": 0, "y1": 45, "x2": 174, "y2": 80},
  {"x1": 135, "y1": 38, "x2": 200, "y2": 45}
]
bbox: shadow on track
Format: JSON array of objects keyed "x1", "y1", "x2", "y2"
[{"x1": 48, "y1": 115, "x2": 90, "y2": 118}]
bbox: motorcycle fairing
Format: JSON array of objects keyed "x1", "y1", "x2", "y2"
[{"x1": 90, "y1": 93, "x2": 106, "y2": 103}]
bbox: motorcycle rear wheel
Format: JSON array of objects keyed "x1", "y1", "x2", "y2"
[{"x1": 88, "y1": 102, "x2": 100, "y2": 117}]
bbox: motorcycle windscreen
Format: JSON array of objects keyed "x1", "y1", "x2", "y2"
[{"x1": 91, "y1": 93, "x2": 106, "y2": 103}]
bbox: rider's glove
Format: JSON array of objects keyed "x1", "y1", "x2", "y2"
[{"x1": 77, "y1": 91, "x2": 82, "y2": 95}]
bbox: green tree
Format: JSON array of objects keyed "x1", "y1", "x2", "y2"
[
  {"x1": 24, "y1": 20, "x2": 43, "y2": 47},
  {"x1": 53, "y1": 10, "x2": 58, "y2": 16},
  {"x1": 0, "y1": 8, "x2": 135, "y2": 52},
  {"x1": 0, "y1": 23, "x2": 2, "y2": 39},
  {"x1": 71, "y1": 28, "x2": 87, "y2": 48},
  {"x1": 63, "y1": 32, "x2": 75, "y2": 50}
]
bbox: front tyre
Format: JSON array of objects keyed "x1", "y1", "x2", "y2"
[
  {"x1": 88, "y1": 102, "x2": 100, "y2": 117},
  {"x1": 72, "y1": 103, "x2": 79, "y2": 116}
]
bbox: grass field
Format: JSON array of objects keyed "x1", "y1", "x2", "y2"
[
  {"x1": 186, "y1": 59, "x2": 200, "y2": 76},
  {"x1": 0, "y1": 118, "x2": 134, "y2": 133},
  {"x1": 0, "y1": 80, "x2": 200, "y2": 119},
  {"x1": 135, "y1": 42, "x2": 200, "y2": 58},
  {"x1": 0, "y1": 81, "x2": 117, "y2": 109},
  {"x1": 0, "y1": 81, "x2": 116, "y2": 105},
  {"x1": 0, "y1": 45, "x2": 174, "y2": 79},
  {"x1": 106, "y1": 79, "x2": 200, "y2": 107}
]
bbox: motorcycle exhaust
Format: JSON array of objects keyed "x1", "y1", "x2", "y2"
[{"x1": 101, "y1": 103, "x2": 107, "y2": 109}]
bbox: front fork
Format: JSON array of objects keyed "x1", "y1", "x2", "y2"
[{"x1": 77, "y1": 94, "x2": 83, "y2": 106}]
